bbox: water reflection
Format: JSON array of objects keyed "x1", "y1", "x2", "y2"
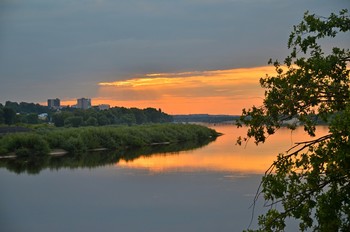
[
  {"x1": 119, "y1": 125, "x2": 329, "y2": 173},
  {"x1": 0, "y1": 138, "x2": 215, "y2": 175},
  {"x1": 0, "y1": 125, "x2": 329, "y2": 175},
  {"x1": 0, "y1": 125, "x2": 330, "y2": 232}
]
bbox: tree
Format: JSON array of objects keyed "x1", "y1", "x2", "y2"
[
  {"x1": 238, "y1": 10, "x2": 350, "y2": 231},
  {"x1": 85, "y1": 116, "x2": 98, "y2": 126},
  {"x1": 0, "y1": 107, "x2": 4, "y2": 124},
  {"x1": 3, "y1": 107, "x2": 16, "y2": 125},
  {"x1": 5, "y1": 101, "x2": 19, "y2": 112},
  {"x1": 64, "y1": 116, "x2": 83, "y2": 127},
  {"x1": 52, "y1": 112, "x2": 73, "y2": 127},
  {"x1": 25, "y1": 113, "x2": 39, "y2": 124},
  {"x1": 97, "y1": 115, "x2": 109, "y2": 126}
]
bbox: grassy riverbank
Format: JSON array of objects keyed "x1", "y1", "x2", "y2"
[{"x1": 0, "y1": 124, "x2": 219, "y2": 157}]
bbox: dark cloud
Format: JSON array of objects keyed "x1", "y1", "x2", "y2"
[{"x1": 0, "y1": 0, "x2": 348, "y2": 102}]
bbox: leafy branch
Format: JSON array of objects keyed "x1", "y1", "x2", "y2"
[{"x1": 241, "y1": 9, "x2": 350, "y2": 232}]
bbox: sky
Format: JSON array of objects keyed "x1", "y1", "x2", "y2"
[{"x1": 0, "y1": 0, "x2": 349, "y2": 114}]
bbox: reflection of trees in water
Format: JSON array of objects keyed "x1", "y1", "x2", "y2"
[{"x1": 0, "y1": 138, "x2": 216, "y2": 175}]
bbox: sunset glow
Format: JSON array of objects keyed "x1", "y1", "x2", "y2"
[{"x1": 93, "y1": 66, "x2": 276, "y2": 114}]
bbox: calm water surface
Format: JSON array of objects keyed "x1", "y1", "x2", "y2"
[{"x1": 0, "y1": 125, "x2": 328, "y2": 232}]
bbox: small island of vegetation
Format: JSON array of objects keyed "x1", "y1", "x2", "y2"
[{"x1": 0, "y1": 123, "x2": 220, "y2": 157}]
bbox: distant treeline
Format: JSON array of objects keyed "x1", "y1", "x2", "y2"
[
  {"x1": 51, "y1": 107, "x2": 172, "y2": 127},
  {"x1": 0, "y1": 101, "x2": 48, "y2": 125},
  {"x1": 173, "y1": 114, "x2": 240, "y2": 123},
  {"x1": 173, "y1": 114, "x2": 332, "y2": 125},
  {"x1": 0, "y1": 124, "x2": 219, "y2": 157},
  {"x1": 0, "y1": 101, "x2": 173, "y2": 126}
]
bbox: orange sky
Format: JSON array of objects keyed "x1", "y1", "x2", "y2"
[{"x1": 61, "y1": 66, "x2": 277, "y2": 115}]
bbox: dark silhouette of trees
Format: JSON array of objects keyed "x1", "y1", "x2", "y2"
[
  {"x1": 239, "y1": 10, "x2": 350, "y2": 231},
  {"x1": 49, "y1": 106, "x2": 173, "y2": 127},
  {"x1": 3, "y1": 107, "x2": 16, "y2": 125},
  {"x1": 0, "y1": 100, "x2": 173, "y2": 127}
]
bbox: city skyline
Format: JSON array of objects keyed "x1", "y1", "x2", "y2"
[{"x1": 0, "y1": 1, "x2": 349, "y2": 114}]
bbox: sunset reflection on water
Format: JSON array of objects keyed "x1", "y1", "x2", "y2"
[{"x1": 118, "y1": 125, "x2": 329, "y2": 174}]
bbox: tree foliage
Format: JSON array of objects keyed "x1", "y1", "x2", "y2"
[
  {"x1": 3, "y1": 107, "x2": 16, "y2": 125},
  {"x1": 5, "y1": 101, "x2": 49, "y2": 114},
  {"x1": 50, "y1": 106, "x2": 172, "y2": 127},
  {"x1": 0, "y1": 101, "x2": 173, "y2": 127},
  {"x1": 238, "y1": 10, "x2": 350, "y2": 231}
]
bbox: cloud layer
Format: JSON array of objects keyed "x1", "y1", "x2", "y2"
[
  {"x1": 94, "y1": 66, "x2": 275, "y2": 114},
  {"x1": 0, "y1": 0, "x2": 348, "y2": 106}
]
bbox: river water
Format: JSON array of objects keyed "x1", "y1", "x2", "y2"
[{"x1": 0, "y1": 125, "x2": 328, "y2": 232}]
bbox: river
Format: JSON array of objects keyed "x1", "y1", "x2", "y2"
[{"x1": 0, "y1": 125, "x2": 328, "y2": 232}]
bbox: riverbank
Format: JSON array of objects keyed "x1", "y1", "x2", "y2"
[{"x1": 0, "y1": 124, "x2": 220, "y2": 157}]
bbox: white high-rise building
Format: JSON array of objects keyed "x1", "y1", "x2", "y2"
[
  {"x1": 47, "y1": 98, "x2": 60, "y2": 109},
  {"x1": 76, "y1": 98, "x2": 91, "y2": 110}
]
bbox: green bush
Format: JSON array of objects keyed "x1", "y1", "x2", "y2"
[
  {"x1": 62, "y1": 136, "x2": 86, "y2": 153},
  {"x1": 0, "y1": 133, "x2": 50, "y2": 156}
]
